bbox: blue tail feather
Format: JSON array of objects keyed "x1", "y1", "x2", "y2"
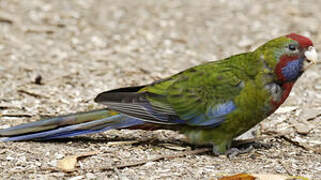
[{"x1": 0, "y1": 114, "x2": 144, "y2": 142}]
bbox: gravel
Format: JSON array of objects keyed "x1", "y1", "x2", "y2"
[{"x1": 0, "y1": 0, "x2": 320, "y2": 179}]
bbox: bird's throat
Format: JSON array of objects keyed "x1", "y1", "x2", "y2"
[{"x1": 270, "y1": 82, "x2": 294, "y2": 112}]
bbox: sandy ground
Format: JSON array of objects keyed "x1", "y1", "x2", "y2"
[{"x1": 0, "y1": 0, "x2": 320, "y2": 179}]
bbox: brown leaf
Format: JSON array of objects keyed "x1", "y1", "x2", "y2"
[
  {"x1": 218, "y1": 173, "x2": 255, "y2": 180},
  {"x1": 57, "y1": 151, "x2": 98, "y2": 172},
  {"x1": 252, "y1": 174, "x2": 307, "y2": 180},
  {"x1": 219, "y1": 173, "x2": 308, "y2": 180}
]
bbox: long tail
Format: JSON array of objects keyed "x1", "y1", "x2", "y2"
[{"x1": 0, "y1": 109, "x2": 144, "y2": 142}]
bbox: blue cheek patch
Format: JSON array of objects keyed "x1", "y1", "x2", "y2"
[
  {"x1": 281, "y1": 58, "x2": 303, "y2": 81},
  {"x1": 188, "y1": 101, "x2": 236, "y2": 127}
]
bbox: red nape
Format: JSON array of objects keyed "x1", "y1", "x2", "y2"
[
  {"x1": 286, "y1": 33, "x2": 313, "y2": 48},
  {"x1": 270, "y1": 82, "x2": 294, "y2": 112}
]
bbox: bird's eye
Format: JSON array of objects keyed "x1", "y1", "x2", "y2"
[{"x1": 288, "y1": 44, "x2": 296, "y2": 51}]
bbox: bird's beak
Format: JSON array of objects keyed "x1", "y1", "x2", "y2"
[{"x1": 303, "y1": 46, "x2": 318, "y2": 71}]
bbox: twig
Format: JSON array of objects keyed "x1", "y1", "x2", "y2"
[
  {"x1": 0, "y1": 11, "x2": 15, "y2": 24},
  {"x1": 260, "y1": 131, "x2": 321, "y2": 154},
  {"x1": 307, "y1": 113, "x2": 321, "y2": 121},
  {"x1": 107, "y1": 140, "x2": 140, "y2": 146},
  {"x1": 23, "y1": 25, "x2": 56, "y2": 34},
  {"x1": 0, "y1": 113, "x2": 32, "y2": 118},
  {"x1": 278, "y1": 160, "x2": 293, "y2": 176},
  {"x1": 0, "y1": 104, "x2": 21, "y2": 110},
  {"x1": 12, "y1": 167, "x2": 61, "y2": 173},
  {"x1": 101, "y1": 148, "x2": 211, "y2": 170},
  {"x1": 280, "y1": 135, "x2": 321, "y2": 154},
  {"x1": 18, "y1": 89, "x2": 48, "y2": 98},
  {"x1": 232, "y1": 133, "x2": 290, "y2": 146}
]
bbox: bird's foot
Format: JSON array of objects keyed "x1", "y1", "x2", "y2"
[
  {"x1": 226, "y1": 145, "x2": 253, "y2": 159},
  {"x1": 226, "y1": 141, "x2": 272, "y2": 159},
  {"x1": 211, "y1": 140, "x2": 271, "y2": 157},
  {"x1": 233, "y1": 140, "x2": 272, "y2": 150},
  {"x1": 251, "y1": 141, "x2": 272, "y2": 149}
]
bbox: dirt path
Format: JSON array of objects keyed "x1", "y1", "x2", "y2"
[{"x1": 0, "y1": 0, "x2": 320, "y2": 179}]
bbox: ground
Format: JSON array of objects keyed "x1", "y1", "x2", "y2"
[{"x1": 0, "y1": 0, "x2": 320, "y2": 179}]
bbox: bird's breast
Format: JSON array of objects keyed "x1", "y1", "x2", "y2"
[
  {"x1": 265, "y1": 83, "x2": 283, "y2": 103},
  {"x1": 265, "y1": 82, "x2": 294, "y2": 113}
]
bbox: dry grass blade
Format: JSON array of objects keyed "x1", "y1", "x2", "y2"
[
  {"x1": 0, "y1": 113, "x2": 32, "y2": 118},
  {"x1": 18, "y1": 89, "x2": 49, "y2": 98},
  {"x1": 107, "y1": 140, "x2": 140, "y2": 146},
  {"x1": 280, "y1": 135, "x2": 321, "y2": 154},
  {"x1": 101, "y1": 148, "x2": 211, "y2": 170}
]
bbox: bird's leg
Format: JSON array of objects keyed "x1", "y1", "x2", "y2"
[
  {"x1": 212, "y1": 140, "x2": 232, "y2": 156},
  {"x1": 212, "y1": 145, "x2": 222, "y2": 156}
]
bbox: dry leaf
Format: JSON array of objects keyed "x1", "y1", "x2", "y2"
[
  {"x1": 253, "y1": 174, "x2": 309, "y2": 180},
  {"x1": 57, "y1": 151, "x2": 98, "y2": 172},
  {"x1": 253, "y1": 174, "x2": 288, "y2": 180},
  {"x1": 219, "y1": 173, "x2": 308, "y2": 180},
  {"x1": 218, "y1": 173, "x2": 255, "y2": 180},
  {"x1": 294, "y1": 123, "x2": 312, "y2": 135}
]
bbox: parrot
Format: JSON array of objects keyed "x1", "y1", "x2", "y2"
[{"x1": 0, "y1": 33, "x2": 318, "y2": 155}]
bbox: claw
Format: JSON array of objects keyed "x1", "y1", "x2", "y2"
[{"x1": 226, "y1": 145, "x2": 253, "y2": 159}]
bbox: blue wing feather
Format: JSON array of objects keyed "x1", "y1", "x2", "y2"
[{"x1": 187, "y1": 101, "x2": 236, "y2": 126}]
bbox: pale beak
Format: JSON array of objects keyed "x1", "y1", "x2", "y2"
[{"x1": 303, "y1": 46, "x2": 318, "y2": 70}]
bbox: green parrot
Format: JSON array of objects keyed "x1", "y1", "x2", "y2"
[{"x1": 0, "y1": 33, "x2": 318, "y2": 155}]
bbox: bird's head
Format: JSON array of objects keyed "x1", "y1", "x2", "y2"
[{"x1": 256, "y1": 33, "x2": 318, "y2": 83}]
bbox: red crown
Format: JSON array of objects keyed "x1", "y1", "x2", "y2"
[{"x1": 286, "y1": 33, "x2": 313, "y2": 48}]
